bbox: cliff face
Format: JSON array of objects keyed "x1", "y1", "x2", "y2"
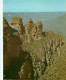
[
  {"x1": 21, "y1": 31, "x2": 65, "y2": 79},
  {"x1": 38, "y1": 53, "x2": 66, "y2": 80},
  {"x1": 3, "y1": 17, "x2": 66, "y2": 80},
  {"x1": 3, "y1": 17, "x2": 33, "y2": 79},
  {"x1": 3, "y1": 17, "x2": 22, "y2": 78},
  {"x1": 20, "y1": 19, "x2": 43, "y2": 43},
  {"x1": 19, "y1": 18, "x2": 66, "y2": 80},
  {"x1": 10, "y1": 17, "x2": 25, "y2": 35}
]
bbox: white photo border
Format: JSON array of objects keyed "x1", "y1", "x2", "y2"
[{"x1": 0, "y1": 0, "x2": 3, "y2": 80}]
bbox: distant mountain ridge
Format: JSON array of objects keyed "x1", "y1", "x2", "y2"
[
  {"x1": 3, "y1": 12, "x2": 66, "y2": 25},
  {"x1": 44, "y1": 14, "x2": 66, "y2": 36}
]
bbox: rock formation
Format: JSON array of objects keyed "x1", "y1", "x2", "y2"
[
  {"x1": 21, "y1": 31, "x2": 65, "y2": 79},
  {"x1": 3, "y1": 17, "x2": 33, "y2": 80},
  {"x1": 26, "y1": 19, "x2": 43, "y2": 41},
  {"x1": 20, "y1": 19, "x2": 43, "y2": 43},
  {"x1": 10, "y1": 17, "x2": 25, "y2": 35},
  {"x1": 3, "y1": 17, "x2": 66, "y2": 80}
]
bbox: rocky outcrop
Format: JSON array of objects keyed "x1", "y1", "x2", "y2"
[
  {"x1": 3, "y1": 17, "x2": 66, "y2": 80},
  {"x1": 24, "y1": 19, "x2": 43, "y2": 43},
  {"x1": 3, "y1": 17, "x2": 17, "y2": 71},
  {"x1": 10, "y1": 18, "x2": 43, "y2": 43},
  {"x1": 10, "y1": 17, "x2": 25, "y2": 35},
  {"x1": 3, "y1": 17, "x2": 22, "y2": 79},
  {"x1": 21, "y1": 31, "x2": 65, "y2": 80},
  {"x1": 3, "y1": 18, "x2": 33, "y2": 79}
]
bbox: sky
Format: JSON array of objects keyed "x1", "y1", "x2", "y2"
[{"x1": 3, "y1": 0, "x2": 66, "y2": 12}]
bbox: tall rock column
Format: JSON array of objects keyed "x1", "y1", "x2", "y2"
[
  {"x1": 25, "y1": 19, "x2": 36, "y2": 43},
  {"x1": 10, "y1": 17, "x2": 24, "y2": 35},
  {"x1": 35, "y1": 21, "x2": 43, "y2": 40}
]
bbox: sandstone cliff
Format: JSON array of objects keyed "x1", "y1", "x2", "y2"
[
  {"x1": 3, "y1": 17, "x2": 66, "y2": 80},
  {"x1": 3, "y1": 17, "x2": 33, "y2": 79},
  {"x1": 20, "y1": 31, "x2": 65, "y2": 80}
]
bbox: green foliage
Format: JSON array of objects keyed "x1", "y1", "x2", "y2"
[{"x1": 38, "y1": 53, "x2": 66, "y2": 80}]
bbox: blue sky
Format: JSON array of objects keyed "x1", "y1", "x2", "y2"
[{"x1": 3, "y1": 0, "x2": 66, "y2": 12}]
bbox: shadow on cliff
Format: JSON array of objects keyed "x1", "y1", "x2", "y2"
[
  {"x1": 3, "y1": 17, "x2": 34, "y2": 80},
  {"x1": 4, "y1": 50, "x2": 34, "y2": 80}
]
